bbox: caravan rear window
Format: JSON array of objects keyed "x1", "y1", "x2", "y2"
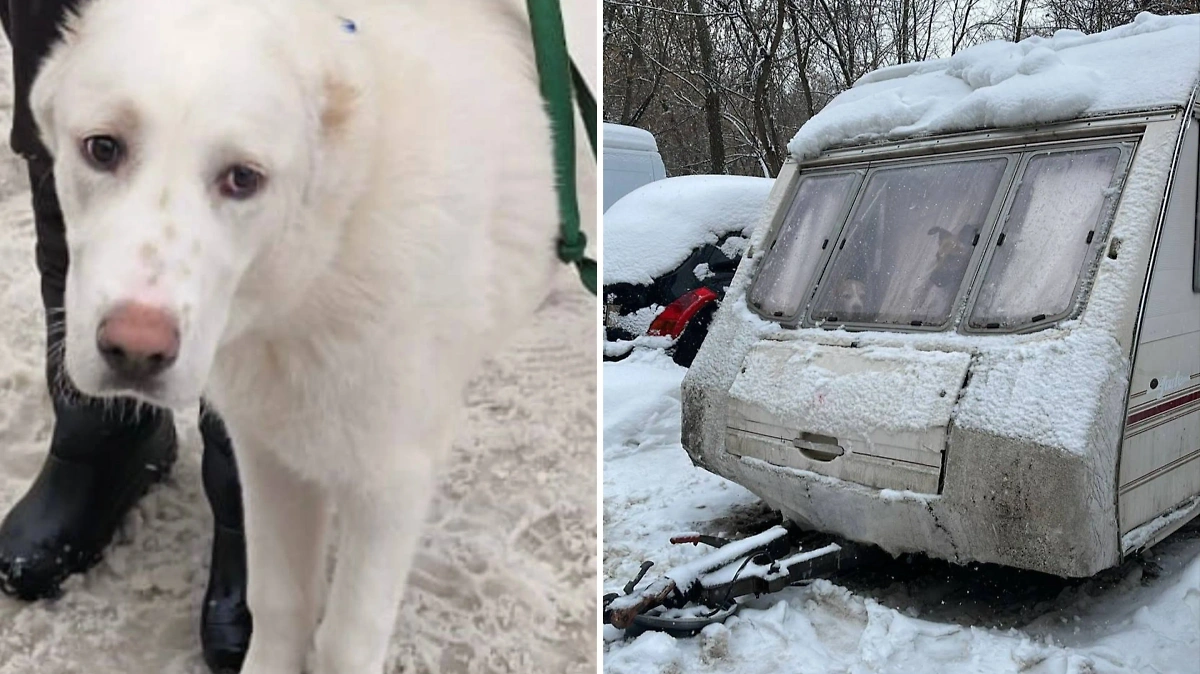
[
  {"x1": 748, "y1": 172, "x2": 859, "y2": 321},
  {"x1": 968, "y1": 147, "x2": 1123, "y2": 330},
  {"x1": 809, "y1": 158, "x2": 1009, "y2": 327},
  {"x1": 748, "y1": 137, "x2": 1132, "y2": 333}
]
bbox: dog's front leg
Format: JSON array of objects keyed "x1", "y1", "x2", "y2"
[
  {"x1": 236, "y1": 446, "x2": 330, "y2": 674},
  {"x1": 311, "y1": 450, "x2": 438, "y2": 674}
]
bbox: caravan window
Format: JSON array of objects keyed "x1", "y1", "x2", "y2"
[
  {"x1": 748, "y1": 172, "x2": 859, "y2": 321},
  {"x1": 809, "y1": 158, "x2": 1009, "y2": 328},
  {"x1": 969, "y1": 147, "x2": 1123, "y2": 330}
]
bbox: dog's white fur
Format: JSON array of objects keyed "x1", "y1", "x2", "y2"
[{"x1": 31, "y1": 0, "x2": 568, "y2": 671}]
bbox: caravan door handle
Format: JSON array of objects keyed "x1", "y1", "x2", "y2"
[{"x1": 792, "y1": 432, "x2": 845, "y2": 462}]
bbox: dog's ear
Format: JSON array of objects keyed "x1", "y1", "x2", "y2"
[
  {"x1": 28, "y1": 9, "x2": 87, "y2": 158},
  {"x1": 320, "y1": 73, "x2": 359, "y2": 137},
  {"x1": 926, "y1": 226, "x2": 953, "y2": 241},
  {"x1": 29, "y1": 45, "x2": 72, "y2": 157}
]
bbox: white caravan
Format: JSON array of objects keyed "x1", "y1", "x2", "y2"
[{"x1": 682, "y1": 14, "x2": 1200, "y2": 576}]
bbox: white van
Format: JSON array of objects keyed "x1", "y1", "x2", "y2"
[
  {"x1": 603, "y1": 123, "x2": 666, "y2": 211},
  {"x1": 681, "y1": 14, "x2": 1200, "y2": 577}
]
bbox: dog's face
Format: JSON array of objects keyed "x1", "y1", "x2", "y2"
[
  {"x1": 31, "y1": 1, "x2": 364, "y2": 407},
  {"x1": 927, "y1": 226, "x2": 972, "y2": 288},
  {"x1": 833, "y1": 278, "x2": 868, "y2": 316}
]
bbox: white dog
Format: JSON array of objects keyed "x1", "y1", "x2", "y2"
[{"x1": 30, "y1": 0, "x2": 572, "y2": 671}]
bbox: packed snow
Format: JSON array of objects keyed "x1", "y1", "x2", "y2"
[
  {"x1": 952, "y1": 327, "x2": 1127, "y2": 456},
  {"x1": 604, "y1": 176, "x2": 772, "y2": 286},
  {"x1": 609, "y1": 304, "x2": 662, "y2": 338},
  {"x1": 728, "y1": 342, "x2": 971, "y2": 438},
  {"x1": 603, "y1": 350, "x2": 761, "y2": 588},
  {"x1": 788, "y1": 12, "x2": 1200, "y2": 159},
  {"x1": 604, "y1": 349, "x2": 1200, "y2": 674}
]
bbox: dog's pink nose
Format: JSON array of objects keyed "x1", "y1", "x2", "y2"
[{"x1": 96, "y1": 302, "x2": 180, "y2": 380}]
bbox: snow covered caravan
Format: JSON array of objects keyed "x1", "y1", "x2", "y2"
[{"x1": 681, "y1": 14, "x2": 1200, "y2": 577}]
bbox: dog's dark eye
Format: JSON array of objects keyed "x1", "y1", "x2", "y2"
[
  {"x1": 82, "y1": 135, "x2": 123, "y2": 171},
  {"x1": 219, "y1": 165, "x2": 264, "y2": 200}
]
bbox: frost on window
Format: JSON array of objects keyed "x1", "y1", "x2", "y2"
[
  {"x1": 970, "y1": 147, "x2": 1122, "y2": 329},
  {"x1": 748, "y1": 173, "x2": 858, "y2": 321},
  {"x1": 810, "y1": 158, "x2": 1008, "y2": 327}
]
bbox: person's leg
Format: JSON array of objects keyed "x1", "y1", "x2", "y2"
[
  {"x1": 0, "y1": 5, "x2": 249, "y2": 671},
  {"x1": 199, "y1": 406, "x2": 252, "y2": 674}
]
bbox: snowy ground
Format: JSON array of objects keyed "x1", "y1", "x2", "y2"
[
  {"x1": 0, "y1": 36, "x2": 596, "y2": 674},
  {"x1": 603, "y1": 349, "x2": 1200, "y2": 674}
]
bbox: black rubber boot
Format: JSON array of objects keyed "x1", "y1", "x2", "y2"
[
  {"x1": 0, "y1": 160, "x2": 178, "y2": 600},
  {"x1": 199, "y1": 407, "x2": 251, "y2": 674}
]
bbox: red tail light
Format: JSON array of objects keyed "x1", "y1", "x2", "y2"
[{"x1": 647, "y1": 287, "x2": 718, "y2": 338}]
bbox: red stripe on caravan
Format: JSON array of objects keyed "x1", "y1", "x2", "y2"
[
  {"x1": 1127, "y1": 390, "x2": 1200, "y2": 426},
  {"x1": 1130, "y1": 382, "x2": 1200, "y2": 413}
]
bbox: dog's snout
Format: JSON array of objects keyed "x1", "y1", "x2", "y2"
[{"x1": 96, "y1": 302, "x2": 180, "y2": 380}]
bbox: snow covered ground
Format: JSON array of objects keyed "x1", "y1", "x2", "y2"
[
  {"x1": 0, "y1": 35, "x2": 596, "y2": 674},
  {"x1": 603, "y1": 349, "x2": 1200, "y2": 674}
]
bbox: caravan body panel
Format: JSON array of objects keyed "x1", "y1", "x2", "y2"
[{"x1": 1119, "y1": 110, "x2": 1200, "y2": 547}]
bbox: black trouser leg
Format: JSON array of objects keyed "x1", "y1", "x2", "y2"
[
  {"x1": 2, "y1": 0, "x2": 77, "y2": 161},
  {"x1": 199, "y1": 405, "x2": 252, "y2": 674},
  {"x1": 201, "y1": 406, "x2": 244, "y2": 533}
]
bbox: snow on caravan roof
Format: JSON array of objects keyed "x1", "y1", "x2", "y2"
[
  {"x1": 788, "y1": 12, "x2": 1200, "y2": 159},
  {"x1": 604, "y1": 123, "x2": 661, "y2": 152}
]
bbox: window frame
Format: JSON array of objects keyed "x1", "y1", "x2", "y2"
[
  {"x1": 746, "y1": 168, "x2": 865, "y2": 325},
  {"x1": 1192, "y1": 101, "x2": 1199, "y2": 294},
  {"x1": 803, "y1": 152, "x2": 1020, "y2": 332},
  {"x1": 745, "y1": 134, "x2": 1140, "y2": 335},
  {"x1": 961, "y1": 140, "x2": 1136, "y2": 334}
]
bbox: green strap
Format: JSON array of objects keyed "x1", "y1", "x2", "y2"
[
  {"x1": 527, "y1": 0, "x2": 597, "y2": 295},
  {"x1": 571, "y1": 61, "x2": 597, "y2": 156}
]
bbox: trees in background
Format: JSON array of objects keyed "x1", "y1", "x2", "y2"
[{"x1": 603, "y1": 0, "x2": 1199, "y2": 177}]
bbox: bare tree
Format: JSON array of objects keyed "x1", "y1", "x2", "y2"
[
  {"x1": 602, "y1": 0, "x2": 1197, "y2": 178},
  {"x1": 687, "y1": 0, "x2": 728, "y2": 172},
  {"x1": 1043, "y1": 0, "x2": 1199, "y2": 33}
]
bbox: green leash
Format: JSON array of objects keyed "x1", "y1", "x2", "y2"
[{"x1": 526, "y1": 0, "x2": 597, "y2": 294}]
